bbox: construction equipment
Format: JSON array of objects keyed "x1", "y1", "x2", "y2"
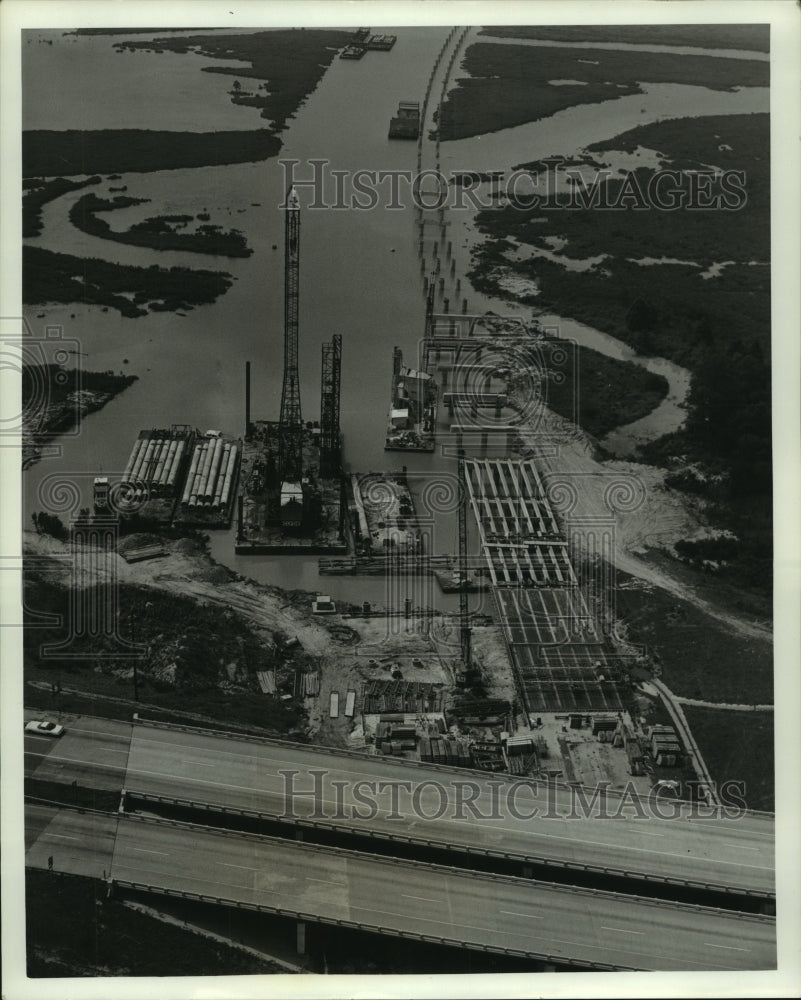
[
  {"x1": 320, "y1": 334, "x2": 342, "y2": 477},
  {"x1": 278, "y1": 186, "x2": 303, "y2": 489}
]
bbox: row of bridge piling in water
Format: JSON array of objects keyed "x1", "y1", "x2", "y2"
[{"x1": 417, "y1": 28, "x2": 474, "y2": 317}]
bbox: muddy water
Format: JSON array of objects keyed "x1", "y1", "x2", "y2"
[{"x1": 21, "y1": 28, "x2": 767, "y2": 601}]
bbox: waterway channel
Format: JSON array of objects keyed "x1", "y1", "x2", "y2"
[{"x1": 21, "y1": 27, "x2": 769, "y2": 606}]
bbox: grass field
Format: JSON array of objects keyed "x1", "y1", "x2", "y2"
[
  {"x1": 23, "y1": 574, "x2": 308, "y2": 737},
  {"x1": 506, "y1": 336, "x2": 669, "y2": 440},
  {"x1": 23, "y1": 245, "x2": 233, "y2": 317},
  {"x1": 114, "y1": 29, "x2": 352, "y2": 131},
  {"x1": 682, "y1": 706, "x2": 774, "y2": 811},
  {"x1": 23, "y1": 129, "x2": 282, "y2": 178},
  {"x1": 23, "y1": 176, "x2": 100, "y2": 237},
  {"x1": 69, "y1": 193, "x2": 252, "y2": 258},
  {"x1": 437, "y1": 43, "x2": 768, "y2": 140},
  {"x1": 616, "y1": 574, "x2": 773, "y2": 705},
  {"x1": 26, "y1": 870, "x2": 283, "y2": 977},
  {"x1": 471, "y1": 113, "x2": 771, "y2": 597},
  {"x1": 479, "y1": 24, "x2": 770, "y2": 53}
]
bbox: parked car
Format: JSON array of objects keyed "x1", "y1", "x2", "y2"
[{"x1": 25, "y1": 719, "x2": 65, "y2": 737}]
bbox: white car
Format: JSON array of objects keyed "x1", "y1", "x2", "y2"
[{"x1": 25, "y1": 719, "x2": 65, "y2": 737}]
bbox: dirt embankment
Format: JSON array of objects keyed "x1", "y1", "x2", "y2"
[
  {"x1": 23, "y1": 532, "x2": 467, "y2": 743},
  {"x1": 513, "y1": 404, "x2": 770, "y2": 645}
]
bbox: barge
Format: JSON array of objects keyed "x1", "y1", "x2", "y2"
[
  {"x1": 389, "y1": 101, "x2": 421, "y2": 140},
  {"x1": 385, "y1": 346, "x2": 437, "y2": 452}
]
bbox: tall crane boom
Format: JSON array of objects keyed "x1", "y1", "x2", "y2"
[{"x1": 279, "y1": 186, "x2": 303, "y2": 484}]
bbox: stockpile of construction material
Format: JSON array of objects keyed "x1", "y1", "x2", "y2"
[
  {"x1": 470, "y1": 740, "x2": 505, "y2": 771},
  {"x1": 648, "y1": 725, "x2": 683, "y2": 767},
  {"x1": 626, "y1": 737, "x2": 645, "y2": 775},
  {"x1": 592, "y1": 715, "x2": 619, "y2": 742},
  {"x1": 376, "y1": 720, "x2": 418, "y2": 755},
  {"x1": 362, "y1": 679, "x2": 443, "y2": 714},
  {"x1": 122, "y1": 428, "x2": 192, "y2": 499},
  {"x1": 180, "y1": 435, "x2": 238, "y2": 512},
  {"x1": 294, "y1": 670, "x2": 321, "y2": 698},
  {"x1": 419, "y1": 735, "x2": 472, "y2": 767}
]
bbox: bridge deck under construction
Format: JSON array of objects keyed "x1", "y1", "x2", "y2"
[{"x1": 465, "y1": 458, "x2": 624, "y2": 713}]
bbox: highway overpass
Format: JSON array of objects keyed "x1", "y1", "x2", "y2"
[
  {"x1": 118, "y1": 719, "x2": 774, "y2": 899},
  {"x1": 106, "y1": 811, "x2": 775, "y2": 972}
]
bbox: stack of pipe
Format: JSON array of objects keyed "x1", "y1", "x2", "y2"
[
  {"x1": 165, "y1": 440, "x2": 186, "y2": 493},
  {"x1": 196, "y1": 438, "x2": 216, "y2": 507},
  {"x1": 212, "y1": 443, "x2": 231, "y2": 508},
  {"x1": 204, "y1": 437, "x2": 224, "y2": 505},
  {"x1": 122, "y1": 438, "x2": 145, "y2": 483},
  {"x1": 219, "y1": 445, "x2": 238, "y2": 510},
  {"x1": 181, "y1": 441, "x2": 203, "y2": 506}
]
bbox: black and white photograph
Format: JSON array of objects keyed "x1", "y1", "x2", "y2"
[{"x1": 1, "y1": 1, "x2": 799, "y2": 997}]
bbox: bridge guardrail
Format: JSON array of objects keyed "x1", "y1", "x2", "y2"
[{"x1": 110, "y1": 877, "x2": 632, "y2": 972}]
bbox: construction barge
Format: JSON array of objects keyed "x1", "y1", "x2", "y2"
[
  {"x1": 340, "y1": 44, "x2": 366, "y2": 59},
  {"x1": 118, "y1": 425, "x2": 240, "y2": 528},
  {"x1": 234, "y1": 420, "x2": 346, "y2": 554},
  {"x1": 340, "y1": 29, "x2": 396, "y2": 59},
  {"x1": 349, "y1": 470, "x2": 424, "y2": 556},
  {"x1": 388, "y1": 101, "x2": 420, "y2": 139},
  {"x1": 366, "y1": 33, "x2": 396, "y2": 50},
  {"x1": 385, "y1": 346, "x2": 437, "y2": 452},
  {"x1": 318, "y1": 553, "x2": 491, "y2": 593}
]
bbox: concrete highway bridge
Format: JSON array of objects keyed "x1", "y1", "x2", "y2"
[
  {"x1": 27, "y1": 716, "x2": 774, "y2": 899},
  {"x1": 26, "y1": 802, "x2": 775, "y2": 973},
  {"x1": 24, "y1": 717, "x2": 776, "y2": 971}
]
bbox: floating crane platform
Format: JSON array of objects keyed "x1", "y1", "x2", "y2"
[
  {"x1": 234, "y1": 421, "x2": 346, "y2": 554},
  {"x1": 385, "y1": 347, "x2": 437, "y2": 452}
]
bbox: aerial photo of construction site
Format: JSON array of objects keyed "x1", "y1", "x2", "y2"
[{"x1": 9, "y1": 9, "x2": 788, "y2": 993}]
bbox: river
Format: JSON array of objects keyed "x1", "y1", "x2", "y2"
[{"x1": 21, "y1": 26, "x2": 768, "y2": 605}]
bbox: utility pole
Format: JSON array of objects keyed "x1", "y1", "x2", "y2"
[
  {"x1": 131, "y1": 611, "x2": 139, "y2": 702},
  {"x1": 458, "y1": 448, "x2": 471, "y2": 671}
]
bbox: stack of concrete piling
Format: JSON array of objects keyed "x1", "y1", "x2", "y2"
[
  {"x1": 180, "y1": 436, "x2": 238, "y2": 512},
  {"x1": 121, "y1": 429, "x2": 191, "y2": 499}
]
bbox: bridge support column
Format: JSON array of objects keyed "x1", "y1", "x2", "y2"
[
  {"x1": 441, "y1": 368, "x2": 449, "y2": 388},
  {"x1": 296, "y1": 921, "x2": 306, "y2": 955},
  {"x1": 481, "y1": 430, "x2": 488, "y2": 452}
]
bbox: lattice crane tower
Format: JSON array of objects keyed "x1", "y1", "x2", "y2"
[{"x1": 278, "y1": 186, "x2": 303, "y2": 485}]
